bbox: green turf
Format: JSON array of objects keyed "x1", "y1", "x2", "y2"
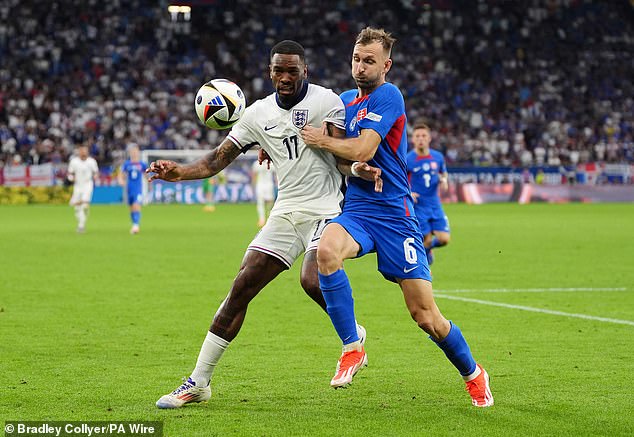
[{"x1": 1, "y1": 203, "x2": 633, "y2": 436}]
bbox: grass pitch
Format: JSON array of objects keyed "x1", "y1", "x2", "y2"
[{"x1": 1, "y1": 203, "x2": 633, "y2": 436}]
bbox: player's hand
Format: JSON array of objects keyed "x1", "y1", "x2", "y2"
[
  {"x1": 440, "y1": 179, "x2": 449, "y2": 192},
  {"x1": 146, "y1": 160, "x2": 183, "y2": 182},
  {"x1": 300, "y1": 125, "x2": 326, "y2": 148},
  {"x1": 258, "y1": 149, "x2": 272, "y2": 170},
  {"x1": 411, "y1": 192, "x2": 420, "y2": 203},
  {"x1": 353, "y1": 162, "x2": 383, "y2": 193}
]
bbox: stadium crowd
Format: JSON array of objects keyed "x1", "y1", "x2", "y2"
[{"x1": 0, "y1": 0, "x2": 632, "y2": 170}]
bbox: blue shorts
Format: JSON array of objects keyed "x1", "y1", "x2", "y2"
[
  {"x1": 330, "y1": 212, "x2": 431, "y2": 283},
  {"x1": 127, "y1": 191, "x2": 143, "y2": 206},
  {"x1": 415, "y1": 205, "x2": 450, "y2": 236}
]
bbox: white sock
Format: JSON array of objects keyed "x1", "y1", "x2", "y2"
[
  {"x1": 463, "y1": 365, "x2": 481, "y2": 382},
  {"x1": 343, "y1": 340, "x2": 362, "y2": 352},
  {"x1": 76, "y1": 205, "x2": 87, "y2": 227},
  {"x1": 74, "y1": 206, "x2": 82, "y2": 223},
  {"x1": 190, "y1": 331, "x2": 230, "y2": 386}
]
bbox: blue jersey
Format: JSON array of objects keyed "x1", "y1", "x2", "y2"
[
  {"x1": 406, "y1": 149, "x2": 446, "y2": 210},
  {"x1": 340, "y1": 83, "x2": 413, "y2": 217},
  {"x1": 121, "y1": 160, "x2": 148, "y2": 194}
]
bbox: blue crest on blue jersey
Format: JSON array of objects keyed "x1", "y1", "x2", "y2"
[{"x1": 292, "y1": 109, "x2": 309, "y2": 128}]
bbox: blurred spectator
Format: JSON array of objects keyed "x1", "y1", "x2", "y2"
[{"x1": 0, "y1": 0, "x2": 632, "y2": 171}]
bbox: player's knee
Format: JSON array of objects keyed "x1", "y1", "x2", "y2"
[
  {"x1": 438, "y1": 234, "x2": 450, "y2": 246},
  {"x1": 316, "y1": 244, "x2": 341, "y2": 273},
  {"x1": 409, "y1": 308, "x2": 438, "y2": 335}
]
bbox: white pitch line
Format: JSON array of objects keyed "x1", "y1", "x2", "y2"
[
  {"x1": 436, "y1": 287, "x2": 628, "y2": 293},
  {"x1": 435, "y1": 294, "x2": 634, "y2": 327}
]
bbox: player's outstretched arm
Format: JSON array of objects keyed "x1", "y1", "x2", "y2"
[
  {"x1": 301, "y1": 125, "x2": 381, "y2": 162},
  {"x1": 146, "y1": 139, "x2": 240, "y2": 182},
  {"x1": 439, "y1": 173, "x2": 449, "y2": 191}
]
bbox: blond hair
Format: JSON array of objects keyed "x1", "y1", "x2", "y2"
[{"x1": 355, "y1": 27, "x2": 395, "y2": 56}]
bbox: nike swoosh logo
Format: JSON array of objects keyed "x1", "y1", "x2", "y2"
[
  {"x1": 264, "y1": 125, "x2": 277, "y2": 131},
  {"x1": 403, "y1": 266, "x2": 417, "y2": 273}
]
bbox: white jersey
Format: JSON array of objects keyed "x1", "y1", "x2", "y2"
[
  {"x1": 227, "y1": 83, "x2": 345, "y2": 216},
  {"x1": 68, "y1": 156, "x2": 99, "y2": 188}
]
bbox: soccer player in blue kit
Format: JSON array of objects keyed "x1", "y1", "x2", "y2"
[
  {"x1": 406, "y1": 122, "x2": 451, "y2": 265},
  {"x1": 301, "y1": 27, "x2": 493, "y2": 407},
  {"x1": 118, "y1": 144, "x2": 148, "y2": 234}
]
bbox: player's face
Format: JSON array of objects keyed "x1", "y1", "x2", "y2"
[
  {"x1": 352, "y1": 42, "x2": 392, "y2": 92},
  {"x1": 78, "y1": 147, "x2": 88, "y2": 160},
  {"x1": 412, "y1": 128, "x2": 431, "y2": 152},
  {"x1": 269, "y1": 54, "x2": 307, "y2": 101},
  {"x1": 129, "y1": 148, "x2": 140, "y2": 161}
]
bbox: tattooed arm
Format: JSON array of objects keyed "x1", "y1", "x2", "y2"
[{"x1": 146, "y1": 139, "x2": 241, "y2": 182}]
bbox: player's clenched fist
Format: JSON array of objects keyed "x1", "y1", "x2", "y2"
[{"x1": 146, "y1": 160, "x2": 183, "y2": 182}]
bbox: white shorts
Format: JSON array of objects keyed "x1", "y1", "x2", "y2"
[
  {"x1": 248, "y1": 211, "x2": 337, "y2": 268},
  {"x1": 70, "y1": 185, "x2": 94, "y2": 205},
  {"x1": 256, "y1": 185, "x2": 275, "y2": 202}
]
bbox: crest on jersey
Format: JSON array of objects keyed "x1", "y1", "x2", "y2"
[
  {"x1": 292, "y1": 109, "x2": 309, "y2": 128},
  {"x1": 423, "y1": 163, "x2": 430, "y2": 171}
]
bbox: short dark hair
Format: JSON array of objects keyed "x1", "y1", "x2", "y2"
[
  {"x1": 355, "y1": 27, "x2": 396, "y2": 56},
  {"x1": 270, "y1": 40, "x2": 305, "y2": 63},
  {"x1": 413, "y1": 121, "x2": 431, "y2": 131}
]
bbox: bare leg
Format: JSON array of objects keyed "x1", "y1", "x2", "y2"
[{"x1": 210, "y1": 250, "x2": 287, "y2": 341}]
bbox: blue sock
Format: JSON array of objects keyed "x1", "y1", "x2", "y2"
[
  {"x1": 319, "y1": 270, "x2": 359, "y2": 345},
  {"x1": 131, "y1": 211, "x2": 140, "y2": 225},
  {"x1": 431, "y1": 321, "x2": 477, "y2": 376}
]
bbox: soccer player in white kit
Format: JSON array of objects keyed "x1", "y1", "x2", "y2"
[
  {"x1": 148, "y1": 40, "x2": 382, "y2": 409},
  {"x1": 251, "y1": 159, "x2": 276, "y2": 227},
  {"x1": 67, "y1": 145, "x2": 99, "y2": 233}
]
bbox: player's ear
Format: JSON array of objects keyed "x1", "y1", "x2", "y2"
[
  {"x1": 269, "y1": 64, "x2": 273, "y2": 79},
  {"x1": 384, "y1": 58, "x2": 392, "y2": 75}
]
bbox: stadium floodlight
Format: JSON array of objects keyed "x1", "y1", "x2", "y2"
[{"x1": 168, "y1": 5, "x2": 191, "y2": 21}]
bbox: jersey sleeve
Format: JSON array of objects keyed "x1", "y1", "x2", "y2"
[
  {"x1": 68, "y1": 159, "x2": 76, "y2": 175},
  {"x1": 357, "y1": 84, "x2": 404, "y2": 139},
  {"x1": 226, "y1": 105, "x2": 260, "y2": 153},
  {"x1": 321, "y1": 91, "x2": 346, "y2": 130}
]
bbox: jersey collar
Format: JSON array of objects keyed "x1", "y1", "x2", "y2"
[{"x1": 275, "y1": 81, "x2": 308, "y2": 110}]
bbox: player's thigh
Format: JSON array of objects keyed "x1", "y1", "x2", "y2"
[
  {"x1": 236, "y1": 249, "x2": 288, "y2": 288},
  {"x1": 128, "y1": 192, "x2": 143, "y2": 208},
  {"x1": 82, "y1": 188, "x2": 94, "y2": 204},
  {"x1": 247, "y1": 213, "x2": 304, "y2": 268},
  {"x1": 324, "y1": 214, "x2": 374, "y2": 260},
  {"x1": 257, "y1": 186, "x2": 275, "y2": 202},
  {"x1": 371, "y1": 217, "x2": 431, "y2": 282},
  {"x1": 319, "y1": 222, "x2": 364, "y2": 263},
  {"x1": 70, "y1": 186, "x2": 91, "y2": 205}
]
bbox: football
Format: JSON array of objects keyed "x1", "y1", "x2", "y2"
[{"x1": 194, "y1": 79, "x2": 246, "y2": 130}]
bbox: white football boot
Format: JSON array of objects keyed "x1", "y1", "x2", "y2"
[{"x1": 156, "y1": 377, "x2": 211, "y2": 409}]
